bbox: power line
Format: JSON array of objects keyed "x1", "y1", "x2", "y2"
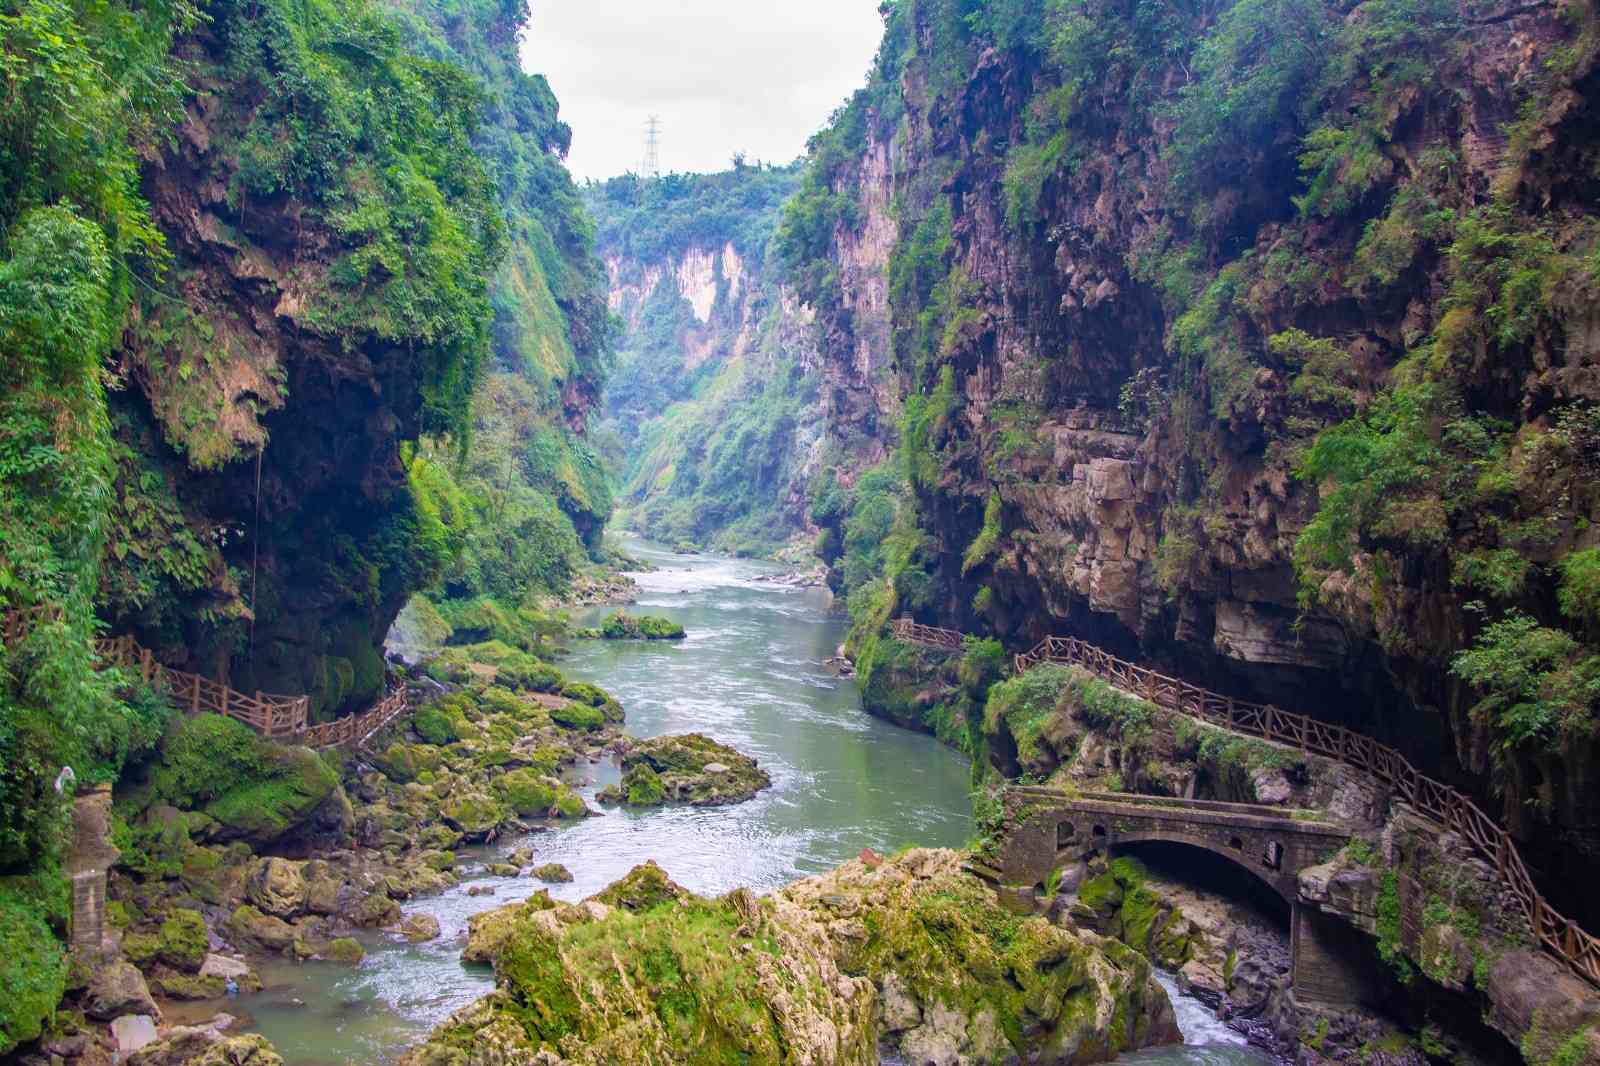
[{"x1": 642, "y1": 114, "x2": 661, "y2": 180}]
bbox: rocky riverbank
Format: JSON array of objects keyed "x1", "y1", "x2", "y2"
[{"x1": 10, "y1": 634, "x2": 786, "y2": 1066}]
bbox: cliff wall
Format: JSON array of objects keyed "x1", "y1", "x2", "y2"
[
  {"x1": 587, "y1": 166, "x2": 824, "y2": 554},
  {"x1": 785, "y1": 0, "x2": 1600, "y2": 920}
]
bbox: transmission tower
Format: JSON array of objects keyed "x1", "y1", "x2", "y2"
[{"x1": 642, "y1": 115, "x2": 661, "y2": 180}]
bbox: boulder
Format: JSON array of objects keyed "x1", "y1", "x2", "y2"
[
  {"x1": 225, "y1": 905, "x2": 297, "y2": 954},
  {"x1": 322, "y1": 937, "x2": 365, "y2": 964},
  {"x1": 530, "y1": 863, "x2": 574, "y2": 884},
  {"x1": 128, "y1": 1030, "x2": 283, "y2": 1066},
  {"x1": 595, "y1": 734, "x2": 770, "y2": 807},
  {"x1": 85, "y1": 961, "x2": 160, "y2": 1021},
  {"x1": 407, "y1": 851, "x2": 1177, "y2": 1066},
  {"x1": 400, "y1": 914, "x2": 442, "y2": 943},
  {"x1": 111, "y1": 1015, "x2": 159, "y2": 1057},
  {"x1": 246, "y1": 858, "x2": 308, "y2": 919},
  {"x1": 462, "y1": 893, "x2": 557, "y2": 963}
]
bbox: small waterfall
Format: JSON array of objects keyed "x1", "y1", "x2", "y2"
[{"x1": 1154, "y1": 970, "x2": 1248, "y2": 1047}]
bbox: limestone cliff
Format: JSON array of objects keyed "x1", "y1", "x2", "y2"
[
  {"x1": 783, "y1": 0, "x2": 1600, "y2": 922},
  {"x1": 586, "y1": 166, "x2": 823, "y2": 554},
  {"x1": 102, "y1": 0, "x2": 609, "y2": 715}
]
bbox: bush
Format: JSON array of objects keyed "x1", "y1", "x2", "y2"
[{"x1": 1559, "y1": 548, "x2": 1600, "y2": 625}]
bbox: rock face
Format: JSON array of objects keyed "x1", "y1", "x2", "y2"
[
  {"x1": 597, "y1": 733, "x2": 772, "y2": 807},
  {"x1": 794, "y1": 0, "x2": 1600, "y2": 911},
  {"x1": 409, "y1": 851, "x2": 1176, "y2": 1066},
  {"x1": 584, "y1": 168, "x2": 825, "y2": 554}
]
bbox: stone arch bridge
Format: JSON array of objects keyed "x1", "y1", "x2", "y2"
[{"x1": 979, "y1": 785, "x2": 1366, "y2": 1004}]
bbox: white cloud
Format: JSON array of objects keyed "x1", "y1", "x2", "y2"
[{"x1": 522, "y1": 0, "x2": 885, "y2": 180}]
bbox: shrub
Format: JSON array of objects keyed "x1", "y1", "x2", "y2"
[
  {"x1": 1450, "y1": 611, "x2": 1600, "y2": 752},
  {"x1": 1558, "y1": 548, "x2": 1600, "y2": 624}
]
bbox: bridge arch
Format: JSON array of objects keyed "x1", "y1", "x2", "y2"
[{"x1": 1095, "y1": 829, "x2": 1295, "y2": 901}]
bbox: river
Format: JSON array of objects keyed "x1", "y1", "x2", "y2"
[{"x1": 227, "y1": 540, "x2": 1271, "y2": 1066}]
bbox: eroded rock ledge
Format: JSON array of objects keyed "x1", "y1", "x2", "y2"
[{"x1": 406, "y1": 849, "x2": 1179, "y2": 1066}]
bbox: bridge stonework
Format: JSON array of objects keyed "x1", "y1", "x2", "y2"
[{"x1": 988, "y1": 786, "x2": 1366, "y2": 1004}]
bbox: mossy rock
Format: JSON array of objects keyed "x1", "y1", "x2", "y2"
[
  {"x1": 604, "y1": 733, "x2": 770, "y2": 807},
  {"x1": 441, "y1": 792, "x2": 509, "y2": 839},
  {"x1": 557, "y1": 681, "x2": 623, "y2": 723},
  {"x1": 203, "y1": 746, "x2": 341, "y2": 846},
  {"x1": 156, "y1": 908, "x2": 209, "y2": 972},
  {"x1": 462, "y1": 892, "x2": 557, "y2": 963},
  {"x1": 590, "y1": 860, "x2": 689, "y2": 912},
  {"x1": 151, "y1": 971, "x2": 227, "y2": 1000},
  {"x1": 531, "y1": 863, "x2": 574, "y2": 884},
  {"x1": 372, "y1": 741, "x2": 443, "y2": 784},
  {"x1": 413, "y1": 705, "x2": 460, "y2": 746},
  {"x1": 323, "y1": 937, "x2": 365, "y2": 964},
  {"x1": 597, "y1": 762, "x2": 665, "y2": 807},
  {"x1": 598, "y1": 610, "x2": 686, "y2": 640},
  {"x1": 548, "y1": 700, "x2": 606, "y2": 731},
  {"x1": 494, "y1": 768, "x2": 587, "y2": 819}
]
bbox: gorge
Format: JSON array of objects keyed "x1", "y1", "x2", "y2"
[{"x1": 3, "y1": 0, "x2": 1600, "y2": 1065}]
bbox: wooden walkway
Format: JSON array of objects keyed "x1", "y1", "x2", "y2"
[
  {"x1": 890, "y1": 616, "x2": 1600, "y2": 988},
  {"x1": 3, "y1": 607, "x2": 408, "y2": 750}
]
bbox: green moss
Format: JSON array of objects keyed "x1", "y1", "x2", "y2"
[
  {"x1": 1375, "y1": 870, "x2": 1416, "y2": 984},
  {"x1": 598, "y1": 611, "x2": 686, "y2": 640},
  {"x1": 623, "y1": 763, "x2": 666, "y2": 806},
  {"x1": 494, "y1": 769, "x2": 585, "y2": 819},
  {"x1": 0, "y1": 882, "x2": 69, "y2": 1055},
  {"x1": 549, "y1": 700, "x2": 605, "y2": 731},
  {"x1": 157, "y1": 908, "x2": 208, "y2": 972},
  {"x1": 324, "y1": 937, "x2": 365, "y2": 964},
  {"x1": 413, "y1": 705, "x2": 460, "y2": 746}
]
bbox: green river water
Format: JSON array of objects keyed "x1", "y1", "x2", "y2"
[{"x1": 219, "y1": 540, "x2": 1269, "y2": 1066}]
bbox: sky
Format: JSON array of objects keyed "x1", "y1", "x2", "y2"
[{"x1": 520, "y1": 0, "x2": 887, "y2": 182}]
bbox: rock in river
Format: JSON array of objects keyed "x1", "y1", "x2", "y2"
[{"x1": 596, "y1": 733, "x2": 770, "y2": 807}]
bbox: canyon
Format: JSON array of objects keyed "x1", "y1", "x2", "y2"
[{"x1": 4, "y1": 0, "x2": 1600, "y2": 1065}]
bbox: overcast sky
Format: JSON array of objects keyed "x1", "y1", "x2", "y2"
[{"x1": 521, "y1": 0, "x2": 886, "y2": 181}]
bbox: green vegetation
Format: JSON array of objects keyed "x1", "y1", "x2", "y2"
[
  {"x1": 587, "y1": 164, "x2": 818, "y2": 555},
  {"x1": 598, "y1": 611, "x2": 685, "y2": 640}
]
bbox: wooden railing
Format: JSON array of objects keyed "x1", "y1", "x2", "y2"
[
  {"x1": 893, "y1": 616, "x2": 1600, "y2": 987},
  {"x1": 4, "y1": 608, "x2": 404, "y2": 750},
  {"x1": 94, "y1": 634, "x2": 312, "y2": 738},
  {"x1": 299, "y1": 687, "x2": 409, "y2": 748},
  {"x1": 890, "y1": 618, "x2": 966, "y2": 651}
]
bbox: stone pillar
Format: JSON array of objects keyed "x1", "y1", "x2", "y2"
[
  {"x1": 1291, "y1": 901, "x2": 1363, "y2": 1005},
  {"x1": 70, "y1": 869, "x2": 105, "y2": 952},
  {"x1": 67, "y1": 784, "x2": 118, "y2": 957}
]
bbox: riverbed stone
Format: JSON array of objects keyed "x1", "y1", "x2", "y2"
[
  {"x1": 111, "y1": 1015, "x2": 159, "y2": 1057},
  {"x1": 86, "y1": 962, "x2": 160, "y2": 1020},
  {"x1": 400, "y1": 913, "x2": 442, "y2": 942},
  {"x1": 596, "y1": 733, "x2": 770, "y2": 807},
  {"x1": 246, "y1": 857, "x2": 308, "y2": 919},
  {"x1": 225, "y1": 905, "x2": 296, "y2": 954},
  {"x1": 530, "y1": 862, "x2": 573, "y2": 884}
]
